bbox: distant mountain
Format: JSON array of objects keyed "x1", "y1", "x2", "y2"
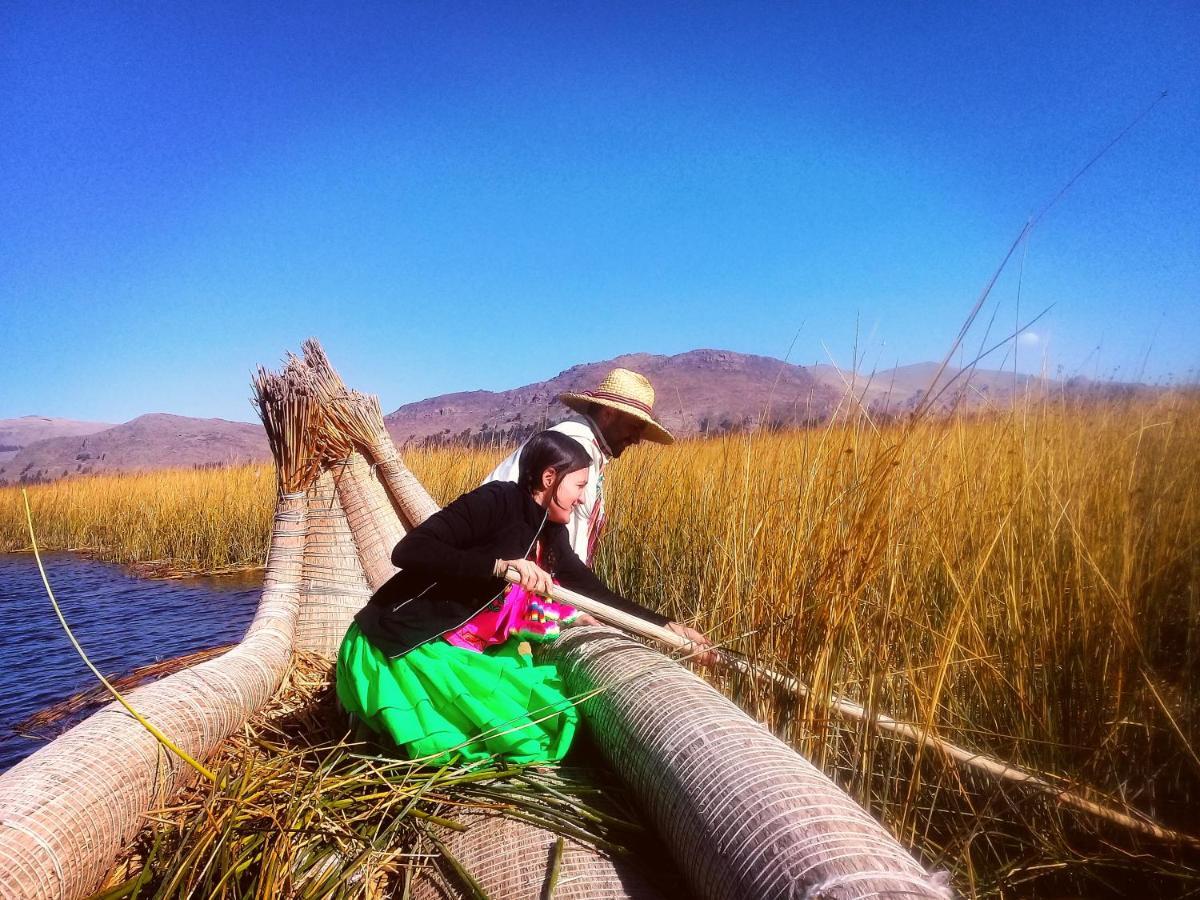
[
  {"x1": 2, "y1": 350, "x2": 1155, "y2": 483},
  {"x1": 0, "y1": 414, "x2": 268, "y2": 485},
  {"x1": 0, "y1": 416, "x2": 115, "y2": 463},
  {"x1": 382, "y1": 349, "x2": 1122, "y2": 448},
  {"x1": 807, "y1": 361, "x2": 1044, "y2": 414},
  {"x1": 383, "y1": 350, "x2": 842, "y2": 447}
]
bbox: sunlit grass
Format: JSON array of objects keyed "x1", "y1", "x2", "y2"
[
  {"x1": 0, "y1": 464, "x2": 276, "y2": 573},
  {"x1": 599, "y1": 390, "x2": 1200, "y2": 894}
]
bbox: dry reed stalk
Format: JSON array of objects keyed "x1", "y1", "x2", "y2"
[
  {"x1": 252, "y1": 365, "x2": 321, "y2": 495},
  {"x1": 0, "y1": 366, "x2": 316, "y2": 898}
]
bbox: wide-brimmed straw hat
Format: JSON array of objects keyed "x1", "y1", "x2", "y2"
[{"x1": 559, "y1": 368, "x2": 674, "y2": 445}]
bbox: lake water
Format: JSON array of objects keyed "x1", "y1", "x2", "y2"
[{"x1": 0, "y1": 552, "x2": 261, "y2": 772}]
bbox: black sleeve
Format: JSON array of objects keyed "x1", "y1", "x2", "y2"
[
  {"x1": 391, "y1": 483, "x2": 506, "y2": 580},
  {"x1": 552, "y1": 533, "x2": 671, "y2": 627}
]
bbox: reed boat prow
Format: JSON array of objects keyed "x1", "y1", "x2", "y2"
[{"x1": 0, "y1": 343, "x2": 950, "y2": 899}]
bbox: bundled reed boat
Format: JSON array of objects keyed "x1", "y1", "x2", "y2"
[{"x1": 0, "y1": 343, "x2": 950, "y2": 899}]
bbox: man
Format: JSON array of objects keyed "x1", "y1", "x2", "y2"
[
  {"x1": 485, "y1": 366, "x2": 714, "y2": 664},
  {"x1": 484, "y1": 367, "x2": 673, "y2": 566}
]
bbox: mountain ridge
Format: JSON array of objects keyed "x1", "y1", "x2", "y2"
[{"x1": 1, "y1": 350, "x2": 1154, "y2": 484}]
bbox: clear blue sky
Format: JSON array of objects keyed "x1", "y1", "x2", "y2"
[{"x1": 2, "y1": 1, "x2": 1197, "y2": 423}]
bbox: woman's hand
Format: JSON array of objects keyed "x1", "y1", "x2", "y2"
[
  {"x1": 666, "y1": 622, "x2": 717, "y2": 667},
  {"x1": 503, "y1": 559, "x2": 554, "y2": 597},
  {"x1": 573, "y1": 613, "x2": 601, "y2": 627}
]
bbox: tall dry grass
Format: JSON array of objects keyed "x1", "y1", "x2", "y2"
[
  {"x1": 0, "y1": 448, "x2": 498, "y2": 573},
  {"x1": 0, "y1": 464, "x2": 276, "y2": 573},
  {"x1": 3, "y1": 391, "x2": 1199, "y2": 894},
  {"x1": 600, "y1": 389, "x2": 1200, "y2": 894}
]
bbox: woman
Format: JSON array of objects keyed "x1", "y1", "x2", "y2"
[{"x1": 336, "y1": 430, "x2": 711, "y2": 765}]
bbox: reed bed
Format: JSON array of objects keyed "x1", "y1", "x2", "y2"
[
  {"x1": 0, "y1": 464, "x2": 275, "y2": 573},
  {"x1": 600, "y1": 389, "x2": 1200, "y2": 896},
  {"x1": 0, "y1": 447, "x2": 491, "y2": 574},
  {"x1": 85, "y1": 654, "x2": 657, "y2": 899},
  {"x1": 4, "y1": 390, "x2": 1199, "y2": 895}
]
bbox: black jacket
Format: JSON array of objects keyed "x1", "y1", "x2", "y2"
[{"x1": 354, "y1": 480, "x2": 670, "y2": 657}]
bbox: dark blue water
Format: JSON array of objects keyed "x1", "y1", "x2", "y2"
[{"x1": 0, "y1": 552, "x2": 261, "y2": 772}]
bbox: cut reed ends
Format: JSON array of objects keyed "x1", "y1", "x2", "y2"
[{"x1": 252, "y1": 364, "x2": 321, "y2": 494}]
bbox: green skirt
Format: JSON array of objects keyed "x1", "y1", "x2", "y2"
[{"x1": 335, "y1": 623, "x2": 579, "y2": 765}]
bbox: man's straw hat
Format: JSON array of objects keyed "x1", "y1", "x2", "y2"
[{"x1": 559, "y1": 368, "x2": 674, "y2": 445}]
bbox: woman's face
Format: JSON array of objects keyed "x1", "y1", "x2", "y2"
[{"x1": 543, "y1": 466, "x2": 590, "y2": 524}]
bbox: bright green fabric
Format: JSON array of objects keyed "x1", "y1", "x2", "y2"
[{"x1": 335, "y1": 623, "x2": 578, "y2": 765}]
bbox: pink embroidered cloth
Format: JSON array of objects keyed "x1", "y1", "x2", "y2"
[{"x1": 444, "y1": 583, "x2": 580, "y2": 653}]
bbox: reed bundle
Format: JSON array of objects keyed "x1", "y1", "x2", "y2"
[
  {"x1": 299, "y1": 338, "x2": 388, "y2": 456},
  {"x1": 294, "y1": 468, "x2": 373, "y2": 656},
  {"x1": 546, "y1": 627, "x2": 952, "y2": 899},
  {"x1": 251, "y1": 364, "x2": 321, "y2": 495}
]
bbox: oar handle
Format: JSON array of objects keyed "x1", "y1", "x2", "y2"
[{"x1": 503, "y1": 567, "x2": 699, "y2": 655}]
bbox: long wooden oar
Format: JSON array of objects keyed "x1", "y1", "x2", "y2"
[{"x1": 506, "y1": 567, "x2": 1200, "y2": 849}]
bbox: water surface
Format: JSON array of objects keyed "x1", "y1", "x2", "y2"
[{"x1": 0, "y1": 552, "x2": 261, "y2": 772}]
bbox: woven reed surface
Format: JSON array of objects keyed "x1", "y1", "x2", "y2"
[
  {"x1": 331, "y1": 452, "x2": 405, "y2": 591},
  {"x1": 544, "y1": 629, "x2": 953, "y2": 900},
  {"x1": 409, "y1": 812, "x2": 663, "y2": 900},
  {"x1": 371, "y1": 441, "x2": 442, "y2": 529},
  {"x1": 0, "y1": 494, "x2": 307, "y2": 900},
  {"x1": 297, "y1": 470, "x2": 371, "y2": 655}
]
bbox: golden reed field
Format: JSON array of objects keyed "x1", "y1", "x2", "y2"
[{"x1": 3, "y1": 391, "x2": 1198, "y2": 896}]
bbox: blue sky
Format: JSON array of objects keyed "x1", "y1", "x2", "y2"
[{"x1": 2, "y1": 2, "x2": 1197, "y2": 423}]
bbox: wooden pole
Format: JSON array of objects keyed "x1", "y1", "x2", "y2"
[{"x1": 510, "y1": 569, "x2": 1200, "y2": 849}]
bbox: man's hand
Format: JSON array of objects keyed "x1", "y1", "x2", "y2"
[
  {"x1": 503, "y1": 559, "x2": 554, "y2": 597},
  {"x1": 666, "y1": 622, "x2": 717, "y2": 667}
]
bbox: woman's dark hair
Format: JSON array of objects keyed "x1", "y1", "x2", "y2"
[{"x1": 517, "y1": 431, "x2": 591, "y2": 497}]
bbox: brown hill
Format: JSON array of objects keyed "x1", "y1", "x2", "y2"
[
  {"x1": 0, "y1": 416, "x2": 115, "y2": 464},
  {"x1": 4, "y1": 350, "x2": 1152, "y2": 482},
  {"x1": 0, "y1": 414, "x2": 269, "y2": 485},
  {"x1": 385, "y1": 350, "x2": 1152, "y2": 448},
  {"x1": 384, "y1": 349, "x2": 987, "y2": 447},
  {"x1": 384, "y1": 350, "x2": 843, "y2": 448}
]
